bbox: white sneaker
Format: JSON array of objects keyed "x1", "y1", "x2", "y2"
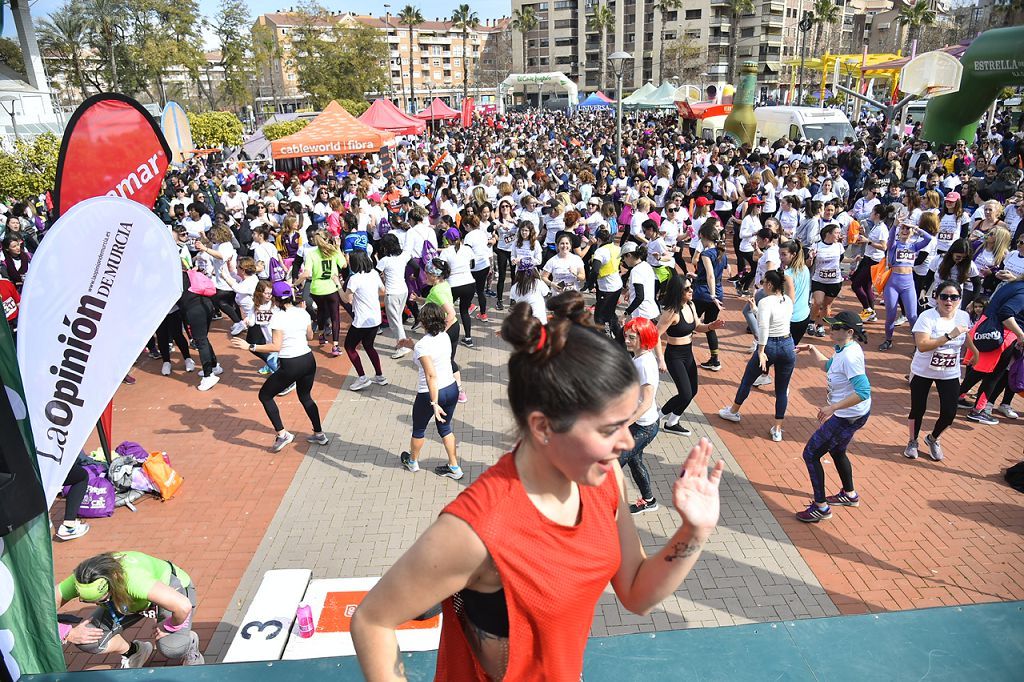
[
  {"x1": 770, "y1": 426, "x2": 783, "y2": 442},
  {"x1": 184, "y1": 358, "x2": 196, "y2": 372},
  {"x1": 55, "y1": 522, "x2": 90, "y2": 541},
  {"x1": 753, "y1": 374, "x2": 772, "y2": 387},
  {"x1": 212, "y1": 364, "x2": 224, "y2": 376},
  {"x1": 997, "y1": 404, "x2": 1019, "y2": 419},
  {"x1": 182, "y1": 631, "x2": 205, "y2": 665},
  {"x1": 895, "y1": 315, "x2": 908, "y2": 326},
  {"x1": 120, "y1": 640, "x2": 154, "y2": 669},
  {"x1": 271, "y1": 431, "x2": 294, "y2": 452},
  {"x1": 371, "y1": 375, "x2": 389, "y2": 386},
  {"x1": 197, "y1": 374, "x2": 220, "y2": 391},
  {"x1": 350, "y1": 376, "x2": 372, "y2": 391},
  {"x1": 718, "y1": 407, "x2": 741, "y2": 423},
  {"x1": 391, "y1": 346, "x2": 412, "y2": 359},
  {"x1": 161, "y1": 361, "x2": 172, "y2": 376},
  {"x1": 229, "y1": 321, "x2": 246, "y2": 336}
]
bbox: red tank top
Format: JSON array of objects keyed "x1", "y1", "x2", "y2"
[{"x1": 434, "y1": 451, "x2": 621, "y2": 680}]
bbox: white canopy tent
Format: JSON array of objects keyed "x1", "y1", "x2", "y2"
[{"x1": 497, "y1": 72, "x2": 579, "y2": 112}]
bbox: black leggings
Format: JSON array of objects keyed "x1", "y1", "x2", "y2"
[
  {"x1": 791, "y1": 317, "x2": 811, "y2": 344},
  {"x1": 344, "y1": 324, "x2": 382, "y2": 377},
  {"x1": 472, "y1": 267, "x2": 490, "y2": 314},
  {"x1": 157, "y1": 310, "x2": 191, "y2": 363},
  {"x1": 62, "y1": 464, "x2": 89, "y2": 522},
  {"x1": 908, "y1": 375, "x2": 960, "y2": 439},
  {"x1": 495, "y1": 250, "x2": 512, "y2": 300},
  {"x1": 594, "y1": 288, "x2": 622, "y2": 340},
  {"x1": 211, "y1": 289, "x2": 242, "y2": 324},
  {"x1": 737, "y1": 252, "x2": 756, "y2": 289},
  {"x1": 451, "y1": 282, "x2": 475, "y2": 340},
  {"x1": 259, "y1": 353, "x2": 321, "y2": 433},
  {"x1": 245, "y1": 325, "x2": 273, "y2": 366},
  {"x1": 181, "y1": 300, "x2": 217, "y2": 376},
  {"x1": 662, "y1": 344, "x2": 699, "y2": 417},
  {"x1": 311, "y1": 291, "x2": 342, "y2": 344},
  {"x1": 961, "y1": 346, "x2": 1020, "y2": 409},
  {"x1": 446, "y1": 323, "x2": 461, "y2": 374},
  {"x1": 693, "y1": 299, "x2": 721, "y2": 353}
]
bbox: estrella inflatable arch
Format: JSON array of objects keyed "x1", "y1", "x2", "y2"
[{"x1": 923, "y1": 26, "x2": 1024, "y2": 144}]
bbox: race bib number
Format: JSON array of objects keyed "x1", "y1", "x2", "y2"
[
  {"x1": 255, "y1": 310, "x2": 273, "y2": 325},
  {"x1": 186, "y1": 235, "x2": 198, "y2": 249},
  {"x1": 938, "y1": 231, "x2": 955, "y2": 243},
  {"x1": 503, "y1": 232, "x2": 515, "y2": 245},
  {"x1": 818, "y1": 268, "x2": 838, "y2": 280},
  {"x1": 930, "y1": 349, "x2": 957, "y2": 369},
  {"x1": 896, "y1": 249, "x2": 914, "y2": 263},
  {"x1": 2, "y1": 296, "x2": 15, "y2": 319}
]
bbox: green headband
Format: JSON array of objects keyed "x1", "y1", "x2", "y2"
[{"x1": 76, "y1": 578, "x2": 109, "y2": 602}]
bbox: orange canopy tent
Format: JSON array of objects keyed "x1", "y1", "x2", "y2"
[
  {"x1": 416, "y1": 97, "x2": 460, "y2": 121},
  {"x1": 359, "y1": 98, "x2": 426, "y2": 135},
  {"x1": 271, "y1": 101, "x2": 395, "y2": 159}
]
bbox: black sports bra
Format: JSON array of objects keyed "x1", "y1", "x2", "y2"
[
  {"x1": 459, "y1": 587, "x2": 509, "y2": 638},
  {"x1": 666, "y1": 305, "x2": 697, "y2": 338}
]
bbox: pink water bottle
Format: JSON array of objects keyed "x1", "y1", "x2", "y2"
[{"x1": 296, "y1": 602, "x2": 315, "y2": 638}]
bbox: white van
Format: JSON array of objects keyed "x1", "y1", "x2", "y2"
[
  {"x1": 697, "y1": 115, "x2": 727, "y2": 141},
  {"x1": 754, "y1": 106, "x2": 855, "y2": 143}
]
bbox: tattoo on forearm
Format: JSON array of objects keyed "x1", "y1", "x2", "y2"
[
  {"x1": 394, "y1": 643, "x2": 405, "y2": 677},
  {"x1": 665, "y1": 540, "x2": 704, "y2": 562}
]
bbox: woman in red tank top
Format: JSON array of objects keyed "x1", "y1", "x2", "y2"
[{"x1": 353, "y1": 294, "x2": 724, "y2": 681}]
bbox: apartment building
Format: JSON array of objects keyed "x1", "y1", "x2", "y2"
[{"x1": 252, "y1": 11, "x2": 510, "y2": 113}]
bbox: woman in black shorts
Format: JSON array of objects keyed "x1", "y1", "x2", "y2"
[{"x1": 690, "y1": 219, "x2": 727, "y2": 371}]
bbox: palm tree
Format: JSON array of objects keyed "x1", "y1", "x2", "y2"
[
  {"x1": 511, "y1": 6, "x2": 538, "y2": 73},
  {"x1": 654, "y1": 0, "x2": 683, "y2": 84},
  {"x1": 251, "y1": 22, "x2": 282, "y2": 116},
  {"x1": 398, "y1": 5, "x2": 424, "y2": 113},
  {"x1": 811, "y1": 0, "x2": 841, "y2": 57},
  {"x1": 36, "y1": 2, "x2": 90, "y2": 100},
  {"x1": 452, "y1": 4, "x2": 479, "y2": 104},
  {"x1": 725, "y1": 0, "x2": 754, "y2": 82},
  {"x1": 897, "y1": 0, "x2": 938, "y2": 48},
  {"x1": 83, "y1": 0, "x2": 122, "y2": 91},
  {"x1": 587, "y1": 3, "x2": 615, "y2": 91}
]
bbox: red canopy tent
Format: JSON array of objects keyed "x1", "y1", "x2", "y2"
[
  {"x1": 359, "y1": 98, "x2": 426, "y2": 135},
  {"x1": 416, "y1": 97, "x2": 461, "y2": 121}
]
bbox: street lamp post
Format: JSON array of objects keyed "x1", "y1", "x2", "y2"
[
  {"x1": 797, "y1": 11, "x2": 813, "y2": 105},
  {"x1": 0, "y1": 95, "x2": 20, "y2": 143},
  {"x1": 608, "y1": 51, "x2": 632, "y2": 166},
  {"x1": 426, "y1": 81, "x2": 434, "y2": 135}
]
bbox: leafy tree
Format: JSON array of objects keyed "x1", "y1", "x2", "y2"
[
  {"x1": 587, "y1": 4, "x2": 614, "y2": 91},
  {"x1": 35, "y1": 3, "x2": 88, "y2": 99},
  {"x1": 897, "y1": 0, "x2": 938, "y2": 47},
  {"x1": 451, "y1": 4, "x2": 479, "y2": 103},
  {"x1": 511, "y1": 6, "x2": 538, "y2": 73},
  {"x1": 0, "y1": 38, "x2": 24, "y2": 76},
  {"x1": 126, "y1": 0, "x2": 206, "y2": 108},
  {"x1": 263, "y1": 119, "x2": 309, "y2": 141},
  {"x1": 251, "y1": 22, "x2": 283, "y2": 117},
  {"x1": 662, "y1": 33, "x2": 703, "y2": 84},
  {"x1": 187, "y1": 111, "x2": 243, "y2": 148},
  {"x1": 339, "y1": 99, "x2": 370, "y2": 117},
  {"x1": 398, "y1": 5, "x2": 424, "y2": 113},
  {"x1": 725, "y1": 0, "x2": 754, "y2": 82},
  {"x1": 0, "y1": 133, "x2": 61, "y2": 201},
  {"x1": 213, "y1": 0, "x2": 254, "y2": 109},
  {"x1": 82, "y1": 0, "x2": 124, "y2": 91},
  {"x1": 654, "y1": 0, "x2": 682, "y2": 84},
  {"x1": 291, "y1": 3, "x2": 389, "y2": 109},
  {"x1": 810, "y1": 0, "x2": 841, "y2": 57}
]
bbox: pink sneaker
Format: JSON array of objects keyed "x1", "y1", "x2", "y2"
[{"x1": 457, "y1": 390, "x2": 468, "y2": 404}]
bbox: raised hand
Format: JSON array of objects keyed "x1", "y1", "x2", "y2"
[{"x1": 672, "y1": 438, "x2": 724, "y2": 535}]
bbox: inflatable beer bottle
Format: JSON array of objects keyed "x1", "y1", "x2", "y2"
[{"x1": 724, "y1": 61, "x2": 758, "y2": 146}]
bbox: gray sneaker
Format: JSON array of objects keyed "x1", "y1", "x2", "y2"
[
  {"x1": 271, "y1": 431, "x2": 294, "y2": 452},
  {"x1": 306, "y1": 432, "x2": 329, "y2": 446},
  {"x1": 923, "y1": 434, "x2": 944, "y2": 461},
  {"x1": 182, "y1": 631, "x2": 205, "y2": 666},
  {"x1": 120, "y1": 640, "x2": 154, "y2": 669},
  {"x1": 903, "y1": 439, "x2": 919, "y2": 459}
]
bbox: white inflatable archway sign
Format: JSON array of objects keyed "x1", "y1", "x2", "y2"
[{"x1": 498, "y1": 72, "x2": 579, "y2": 112}]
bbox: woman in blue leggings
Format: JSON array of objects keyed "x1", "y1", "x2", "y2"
[{"x1": 880, "y1": 221, "x2": 934, "y2": 351}]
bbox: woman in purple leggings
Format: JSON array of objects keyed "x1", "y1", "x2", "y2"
[{"x1": 880, "y1": 221, "x2": 934, "y2": 351}]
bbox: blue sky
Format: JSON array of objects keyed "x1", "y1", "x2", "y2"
[{"x1": 4, "y1": 0, "x2": 511, "y2": 46}]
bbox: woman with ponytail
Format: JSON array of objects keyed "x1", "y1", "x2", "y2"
[
  {"x1": 354, "y1": 295, "x2": 724, "y2": 682},
  {"x1": 299, "y1": 229, "x2": 347, "y2": 357}
]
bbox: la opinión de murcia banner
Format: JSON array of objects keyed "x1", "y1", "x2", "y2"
[
  {"x1": 54, "y1": 94, "x2": 171, "y2": 215},
  {"x1": 17, "y1": 197, "x2": 182, "y2": 506}
]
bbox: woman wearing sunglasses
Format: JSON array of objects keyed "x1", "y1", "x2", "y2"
[
  {"x1": 904, "y1": 281, "x2": 971, "y2": 461},
  {"x1": 55, "y1": 552, "x2": 204, "y2": 668}
]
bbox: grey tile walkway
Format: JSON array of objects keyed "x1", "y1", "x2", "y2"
[{"x1": 207, "y1": 314, "x2": 838, "y2": 661}]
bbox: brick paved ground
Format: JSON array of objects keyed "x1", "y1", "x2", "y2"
[{"x1": 52, "y1": 285, "x2": 1024, "y2": 671}]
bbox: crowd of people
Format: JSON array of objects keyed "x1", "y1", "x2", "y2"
[{"x1": 5, "y1": 100, "x2": 1023, "y2": 674}]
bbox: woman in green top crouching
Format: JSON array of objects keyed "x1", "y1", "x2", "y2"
[{"x1": 55, "y1": 551, "x2": 204, "y2": 668}]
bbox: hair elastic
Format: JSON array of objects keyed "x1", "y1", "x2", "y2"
[{"x1": 534, "y1": 325, "x2": 547, "y2": 353}]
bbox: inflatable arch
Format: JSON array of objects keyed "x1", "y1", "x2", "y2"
[
  {"x1": 497, "y1": 72, "x2": 578, "y2": 113},
  {"x1": 923, "y1": 26, "x2": 1024, "y2": 144}
]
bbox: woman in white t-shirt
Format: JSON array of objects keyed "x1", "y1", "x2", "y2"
[
  {"x1": 621, "y1": 242, "x2": 660, "y2": 321},
  {"x1": 542, "y1": 233, "x2": 586, "y2": 293},
  {"x1": 375, "y1": 233, "x2": 412, "y2": 359},
  {"x1": 619, "y1": 317, "x2": 662, "y2": 514},
  {"x1": 395, "y1": 302, "x2": 463, "y2": 479},
  {"x1": 808, "y1": 223, "x2": 845, "y2": 336},
  {"x1": 905, "y1": 280, "x2": 971, "y2": 462},
  {"x1": 216, "y1": 256, "x2": 259, "y2": 337},
  {"x1": 196, "y1": 226, "x2": 243, "y2": 329},
  {"x1": 463, "y1": 216, "x2": 495, "y2": 322},
  {"x1": 341, "y1": 252, "x2": 388, "y2": 391},
  {"x1": 441, "y1": 227, "x2": 479, "y2": 347},
  {"x1": 231, "y1": 281, "x2": 328, "y2": 452},
  {"x1": 493, "y1": 201, "x2": 519, "y2": 307},
  {"x1": 509, "y1": 257, "x2": 550, "y2": 322}
]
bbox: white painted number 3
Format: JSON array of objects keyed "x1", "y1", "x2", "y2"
[{"x1": 240, "y1": 619, "x2": 283, "y2": 640}]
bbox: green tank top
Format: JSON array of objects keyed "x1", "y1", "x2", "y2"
[{"x1": 308, "y1": 247, "x2": 345, "y2": 296}]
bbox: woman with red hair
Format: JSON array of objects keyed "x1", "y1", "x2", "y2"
[{"x1": 621, "y1": 316, "x2": 663, "y2": 514}]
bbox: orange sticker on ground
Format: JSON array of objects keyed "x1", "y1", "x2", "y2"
[{"x1": 317, "y1": 591, "x2": 441, "y2": 633}]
